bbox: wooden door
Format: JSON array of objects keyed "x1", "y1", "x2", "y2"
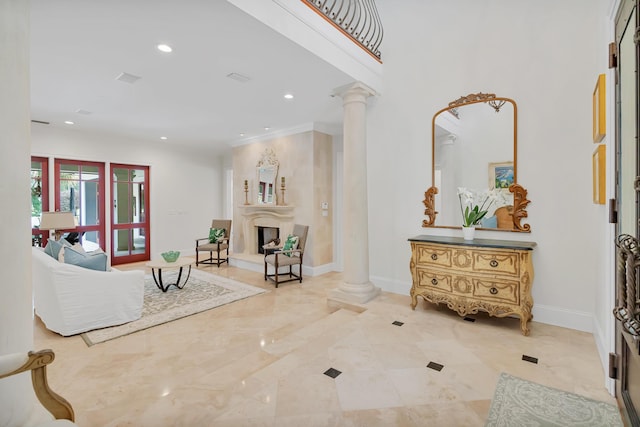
[{"x1": 614, "y1": 0, "x2": 640, "y2": 423}]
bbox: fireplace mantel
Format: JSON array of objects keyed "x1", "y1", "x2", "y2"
[
  {"x1": 237, "y1": 205, "x2": 295, "y2": 213},
  {"x1": 238, "y1": 205, "x2": 295, "y2": 255}
]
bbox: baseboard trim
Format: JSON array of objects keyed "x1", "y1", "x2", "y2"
[
  {"x1": 369, "y1": 276, "x2": 595, "y2": 333},
  {"x1": 370, "y1": 275, "x2": 411, "y2": 296},
  {"x1": 531, "y1": 304, "x2": 593, "y2": 333},
  {"x1": 229, "y1": 256, "x2": 334, "y2": 278}
]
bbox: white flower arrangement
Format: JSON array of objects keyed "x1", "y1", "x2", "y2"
[{"x1": 457, "y1": 187, "x2": 508, "y2": 227}]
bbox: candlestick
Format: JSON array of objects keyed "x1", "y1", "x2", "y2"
[
  {"x1": 280, "y1": 176, "x2": 286, "y2": 206},
  {"x1": 244, "y1": 179, "x2": 249, "y2": 205}
]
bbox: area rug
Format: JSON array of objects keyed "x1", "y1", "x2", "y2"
[
  {"x1": 485, "y1": 372, "x2": 622, "y2": 426},
  {"x1": 81, "y1": 269, "x2": 267, "y2": 346}
]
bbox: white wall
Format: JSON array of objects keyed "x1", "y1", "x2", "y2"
[
  {"x1": 227, "y1": 0, "x2": 383, "y2": 92},
  {"x1": 31, "y1": 125, "x2": 224, "y2": 259},
  {"x1": 367, "y1": 0, "x2": 611, "y2": 336}
]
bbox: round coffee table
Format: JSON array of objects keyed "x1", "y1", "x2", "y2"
[{"x1": 145, "y1": 257, "x2": 195, "y2": 292}]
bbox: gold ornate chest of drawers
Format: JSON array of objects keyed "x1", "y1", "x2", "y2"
[{"x1": 409, "y1": 236, "x2": 536, "y2": 335}]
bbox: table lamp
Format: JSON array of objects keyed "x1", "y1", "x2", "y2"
[{"x1": 39, "y1": 212, "x2": 76, "y2": 241}]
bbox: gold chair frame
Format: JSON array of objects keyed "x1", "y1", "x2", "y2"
[{"x1": 0, "y1": 349, "x2": 74, "y2": 422}]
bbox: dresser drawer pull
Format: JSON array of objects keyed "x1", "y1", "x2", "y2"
[
  {"x1": 431, "y1": 254, "x2": 438, "y2": 260},
  {"x1": 490, "y1": 260, "x2": 499, "y2": 268},
  {"x1": 490, "y1": 287, "x2": 498, "y2": 295},
  {"x1": 431, "y1": 278, "x2": 438, "y2": 285}
]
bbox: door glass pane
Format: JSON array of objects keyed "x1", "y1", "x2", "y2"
[
  {"x1": 81, "y1": 230, "x2": 100, "y2": 251},
  {"x1": 619, "y1": 7, "x2": 637, "y2": 236},
  {"x1": 113, "y1": 229, "x2": 131, "y2": 256},
  {"x1": 59, "y1": 164, "x2": 79, "y2": 176},
  {"x1": 132, "y1": 227, "x2": 146, "y2": 255},
  {"x1": 83, "y1": 180, "x2": 99, "y2": 225},
  {"x1": 139, "y1": 184, "x2": 146, "y2": 223},
  {"x1": 114, "y1": 181, "x2": 131, "y2": 224},
  {"x1": 59, "y1": 179, "x2": 80, "y2": 218},
  {"x1": 132, "y1": 169, "x2": 144, "y2": 182},
  {"x1": 132, "y1": 183, "x2": 143, "y2": 223},
  {"x1": 30, "y1": 162, "x2": 44, "y2": 228}
]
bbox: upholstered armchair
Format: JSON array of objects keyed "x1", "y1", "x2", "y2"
[
  {"x1": 264, "y1": 224, "x2": 309, "y2": 288},
  {"x1": 195, "y1": 219, "x2": 231, "y2": 267},
  {"x1": 0, "y1": 349, "x2": 76, "y2": 426}
]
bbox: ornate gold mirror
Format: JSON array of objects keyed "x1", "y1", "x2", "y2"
[
  {"x1": 256, "y1": 148, "x2": 279, "y2": 205},
  {"x1": 423, "y1": 93, "x2": 530, "y2": 232}
]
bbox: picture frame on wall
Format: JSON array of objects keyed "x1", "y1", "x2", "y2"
[
  {"x1": 488, "y1": 161, "x2": 514, "y2": 190},
  {"x1": 593, "y1": 74, "x2": 606, "y2": 143},
  {"x1": 592, "y1": 144, "x2": 606, "y2": 204}
]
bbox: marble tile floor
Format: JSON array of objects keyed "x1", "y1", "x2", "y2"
[{"x1": 34, "y1": 264, "x2": 618, "y2": 426}]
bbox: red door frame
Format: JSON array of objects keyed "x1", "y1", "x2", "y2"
[
  {"x1": 31, "y1": 156, "x2": 49, "y2": 246},
  {"x1": 54, "y1": 159, "x2": 106, "y2": 251},
  {"x1": 110, "y1": 164, "x2": 150, "y2": 265}
]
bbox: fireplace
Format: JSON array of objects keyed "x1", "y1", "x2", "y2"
[
  {"x1": 257, "y1": 226, "x2": 279, "y2": 254},
  {"x1": 237, "y1": 205, "x2": 294, "y2": 255}
]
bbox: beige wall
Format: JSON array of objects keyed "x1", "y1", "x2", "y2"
[{"x1": 232, "y1": 130, "x2": 333, "y2": 267}]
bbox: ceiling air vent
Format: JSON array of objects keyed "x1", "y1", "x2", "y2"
[
  {"x1": 31, "y1": 120, "x2": 50, "y2": 125},
  {"x1": 226, "y1": 72, "x2": 251, "y2": 83},
  {"x1": 75, "y1": 109, "x2": 92, "y2": 115},
  {"x1": 115, "y1": 72, "x2": 141, "y2": 84}
]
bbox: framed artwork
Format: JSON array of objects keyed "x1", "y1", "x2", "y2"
[
  {"x1": 593, "y1": 74, "x2": 606, "y2": 143},
  {"x1": 489, "y1": 162, "x2": 514, "y2": 190},
  {"x1": 592, "y1": 144, "x2": 606, "y2": 204}
]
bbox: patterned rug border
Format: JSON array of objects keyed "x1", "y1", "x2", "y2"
[
  {"x1": 81, "y1": 270, "x2": 267, "y2": 346},
  {"x1": 485, "y1": 372, "x2": 622, "y2": 427}
]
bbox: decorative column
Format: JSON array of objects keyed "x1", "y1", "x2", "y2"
[
  {"x1": 329, "y1": 82, "x2": 380, "y2": 304},
  {"x1": 0, "y1": 0, "x2": 36, "y2": 422}
]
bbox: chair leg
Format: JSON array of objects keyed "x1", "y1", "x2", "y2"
[
  {"x1": 195, "y1": 248, "x2": 199, "y2": 265},
  {"x1": 264, "y1": 260, "x2": 267, "y2": 280}
]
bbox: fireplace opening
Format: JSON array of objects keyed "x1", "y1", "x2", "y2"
[{"x1": 257, "y1": 226, "x2": 279, "y2": 254}]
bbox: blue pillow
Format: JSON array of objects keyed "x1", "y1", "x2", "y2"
[
  {"x1": 64, "y1": 246, "x2": 108, "y2": 271},
  {"x1": 481, "y1": 215, "x2": 498, "y2": 228},
  {"x1": 43, "y1": 238, "x2": 71, "y2": 259}
]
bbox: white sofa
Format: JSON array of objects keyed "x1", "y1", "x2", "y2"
[{"x1": 32, "y1": 247, "x2": 145, "y2": 336}]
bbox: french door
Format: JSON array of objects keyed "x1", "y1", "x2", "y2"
[
  {"x1": 54, "y1": 159, "x2": 105, "y2": 251},
  {"x1": 110, "y1": 164, "x2": 150, "y2": 265},
  {"x1": 614, "y1": 0, "x2": 640, "y2": 423},
  {"x1": 31, "y1": 157, "x2": 49, "y2": 246}
]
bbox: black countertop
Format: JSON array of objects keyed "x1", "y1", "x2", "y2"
[{"x1": 408, "y1": 235, "x2": 536, "y2": 251}]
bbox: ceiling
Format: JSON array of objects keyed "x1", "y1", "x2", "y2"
[{"x1": 30, "y1": 0, "x2": 354, "y2": 154}]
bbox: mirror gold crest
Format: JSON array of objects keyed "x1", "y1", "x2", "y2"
[{"x1": 422, "y1": 93, "x2": 531, "y2": 232}]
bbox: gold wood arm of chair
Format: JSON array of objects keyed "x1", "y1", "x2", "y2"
[{"x1": 0, "y1": 349, "x2": 74, "y2": 421}]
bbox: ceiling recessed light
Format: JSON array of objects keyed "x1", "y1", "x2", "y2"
[
  {"x1": 239, "y1": 133, "x2": 245, "y2": 137},
  {"x1": 264, "y1": 126, "x2": 270, "y2": 131},
  {"x1": 157, "y1": 44, "x2": 172, "y2": 53},
  {"x1": 64, "y1": 121, "x2": 74, "y2": 125},
  {"x1": 160, "y1": 136, "x2": 167, "y2": 140},
  {"x1": 284, "y1": 93, "x2": 294, "y2": 99}
]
